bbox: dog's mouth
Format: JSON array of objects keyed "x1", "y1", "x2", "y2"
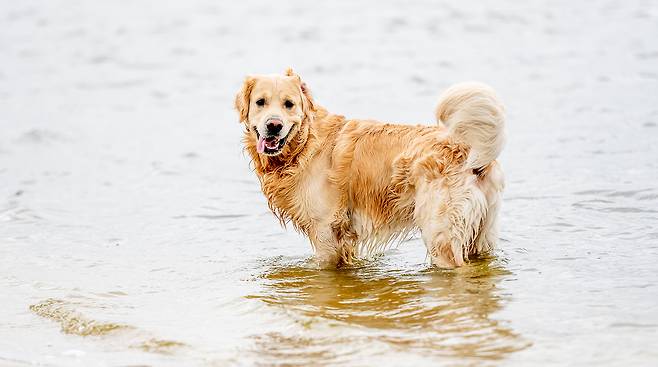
[{"x1": 255, "y1": 130, "x2": 289, "y2": 156}]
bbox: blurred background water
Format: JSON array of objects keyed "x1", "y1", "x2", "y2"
[{"x1": 1, "y1": 0, "x2": 657, "y2": 366}]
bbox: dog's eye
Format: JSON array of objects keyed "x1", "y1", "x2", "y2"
[
  {"x1": 284, "y1": 100, "x2": 294, "y2": 109},
  {"x1": 255, "y1": 98, "x2": 265, "y2": 107}
]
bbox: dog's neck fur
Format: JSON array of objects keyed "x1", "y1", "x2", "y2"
[{"x1": 244, "y1": 106, "x2": 334, "y2": 232}]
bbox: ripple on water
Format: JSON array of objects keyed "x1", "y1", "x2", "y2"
[
  {"x1": 15, "y1": 129, "x2": 68, "y2": 144},
  {"x1": 29, "y1": 298, "x2": 129, "y2": 336},
  {"x1": 29, "y1": 298, "x2": 187, "y2": 355},
  {"x1": 246, "y1": 257, "x2": 530, "y2": 364},
  {"x1": 133, "y1": 338, "x2": 187, "y2": 355},
  {"x1": 571, "y1": 188, "x2": 658, "y2": 215}
]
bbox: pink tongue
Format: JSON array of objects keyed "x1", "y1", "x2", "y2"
[{"x1": 257, "y1": 137, "x2": 266, "y2": 153}]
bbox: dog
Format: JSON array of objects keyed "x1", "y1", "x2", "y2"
[{"x1": 234, "y1": 68, "x2": 505, "y2": 268}]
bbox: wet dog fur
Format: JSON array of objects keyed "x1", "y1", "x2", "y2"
[{"x1": 234, "y1": 69, "x2": 505, "y2": 268}]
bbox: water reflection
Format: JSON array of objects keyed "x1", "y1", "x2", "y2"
[{"x1": 248, "y1": 256, "x2": 530, "y2": 365}]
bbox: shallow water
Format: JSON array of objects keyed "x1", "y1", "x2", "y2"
[{"x1": 1, "y1": 0, "x2": 657, "y2": 366}]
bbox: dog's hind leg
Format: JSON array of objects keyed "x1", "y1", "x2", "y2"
[
  {"x1": 472, "y1": 162, "x2": 504, "y2": 256},
  {"x1": 415, "y1": 176, "x2": 488, "y2": 268},
  {"x1": 471, "y1": 197, "x2": 498, "y2": 256}
]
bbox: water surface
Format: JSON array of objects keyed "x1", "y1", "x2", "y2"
[{"x1": 1, "y1": 0, "x2": 657, "y2": 366}]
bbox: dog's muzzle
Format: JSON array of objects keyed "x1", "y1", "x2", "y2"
[{"x1": 256, "y1": 116, "x2": 288, "y2": 155}]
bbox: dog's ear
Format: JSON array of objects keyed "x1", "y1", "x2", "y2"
[
  {"x1": 234, "y1": 76, "x2": 255, "y2": 123},
  {"x1": 285, "y1": 68, "x2": 316, "y2": 119},
  {"x1": 299, "y1": 80, "x2": 316, "y2": 117}
]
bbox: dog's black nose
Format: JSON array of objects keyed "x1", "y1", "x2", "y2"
[{"x1": 266, "y1": 120, "x2": 283, "y2": 135}]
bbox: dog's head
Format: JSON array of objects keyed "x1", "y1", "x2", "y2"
[{"x1": 235, "y1": 68, "x2": 315, "y2": 156}]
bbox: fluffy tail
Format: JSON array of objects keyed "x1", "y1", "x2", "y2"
[{"x1": 435, "y1": 82, "x2": 505, "y2": 169}]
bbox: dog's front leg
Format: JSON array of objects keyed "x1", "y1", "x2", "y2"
[{"x1": 308, "y1": 224, "x2": 341, "y2": 268}]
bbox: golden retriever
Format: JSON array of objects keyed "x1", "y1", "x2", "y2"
[{"x1": 234, "y1": 68, "x2": 505, "y2": 268}]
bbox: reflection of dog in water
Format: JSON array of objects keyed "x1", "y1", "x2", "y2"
[
  {"x1": 235, "y1": 69, "x2": 505, "y2": 268},
  {"x1": 250, "y1": 258, "x2": 528, "y2": 363}
]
